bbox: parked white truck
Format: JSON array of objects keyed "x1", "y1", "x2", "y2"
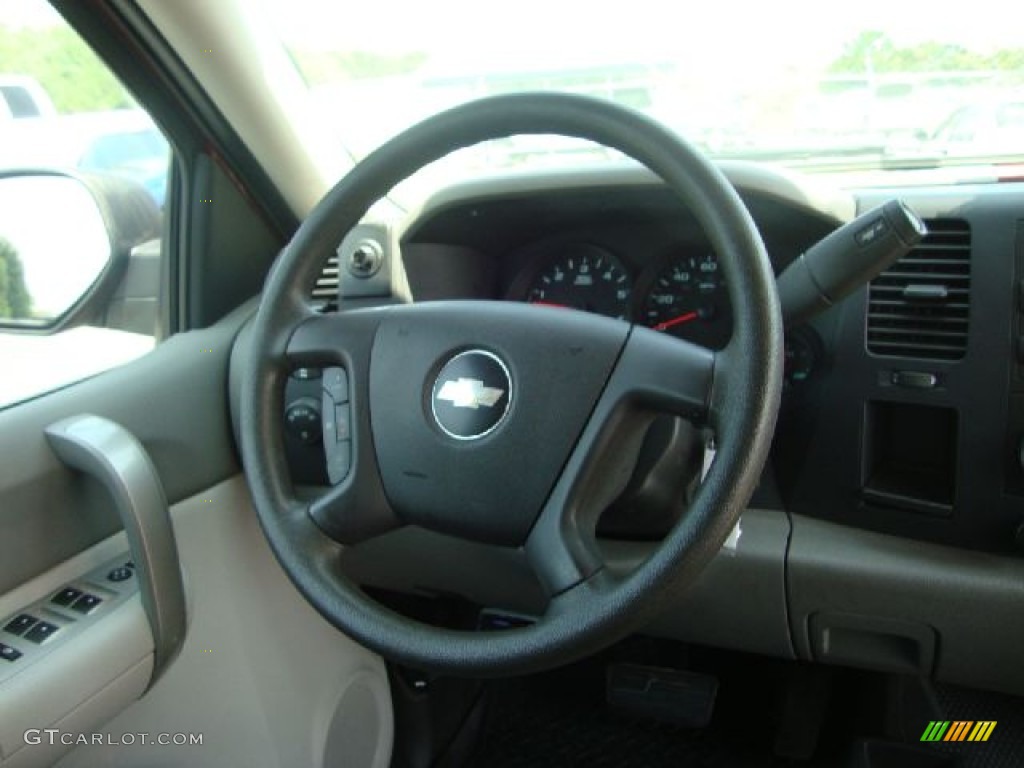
[{"x1": 0, "y1": 75, "x2": 56, "y2": 119}]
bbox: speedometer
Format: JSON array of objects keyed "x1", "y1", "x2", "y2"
[
  {"x1": 526, "y1": 244, "x2": 632, "y2": 320},
  {"x1": 641, "y1": 252, "x2": 732, "y2": 349}
]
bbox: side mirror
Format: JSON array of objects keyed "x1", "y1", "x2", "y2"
[{"x1": 0, "y1": 170, "x2": 160, "y2": 329}]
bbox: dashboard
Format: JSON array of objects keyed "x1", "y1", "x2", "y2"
[
  {"x1": 270, "y1": 161, "x2": 1024, "y2": 696},
  {"x1": 399, "y1": 169, "x2": 842, "y2": 384},
  {"x1": 390, "y1": 164, "x2": 1024, "y2": 556}
]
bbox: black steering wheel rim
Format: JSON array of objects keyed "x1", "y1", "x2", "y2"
[{"x1": 239, "y1": 92, "x2": 783, "y2": 677}]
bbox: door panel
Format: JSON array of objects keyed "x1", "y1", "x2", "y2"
[
  {"x1": 0, "y1": 303, "x2": 392, "y2": 767},
  {"x1": 52, "y1": 477, "x2": 392, "y2": 768},
  {"x1": 0, "y1": 529, "x2": 152, "y2": 766},
  {"x1": 1, "y1": 478, "x2": 392, "y2": 768},
  {"x1": 0, "y1": 303, "x2": 247, "y2": 594},
  {"x1": 1, "y1": 592, "x2": 152, "y2": 765}
]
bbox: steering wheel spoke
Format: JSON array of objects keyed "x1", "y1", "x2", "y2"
[
  {"x1": 284, "y1": 309, "x2": 383, "y2": 365},
  {"x1": 609, "y1": 327, "x2": 717, "y2": 423},
  {"x1": 283, "y1": 310, "x2": 401, "y2": 543},
  {"x1": 524, "y1": 326, "x2": 717, "y2": 596},
  {"x1": 307, "y1": 481, "x2": 399, "y2": 544}
]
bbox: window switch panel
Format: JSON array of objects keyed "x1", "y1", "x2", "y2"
[{"x1": 0, "y1": 554, "x2": 140, "y2": 686}]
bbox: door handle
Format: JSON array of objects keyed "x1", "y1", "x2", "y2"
[{"x1": 45, "y1": 414, "x2": 186, "y2": 686}]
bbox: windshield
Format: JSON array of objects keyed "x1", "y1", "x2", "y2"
[{"x1": 262, "y1": 0, "x2": 1024, "y2": 182}]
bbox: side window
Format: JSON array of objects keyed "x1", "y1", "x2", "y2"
[{"x1": 0, "y1": 0, "x2": 169, "y2": 408}]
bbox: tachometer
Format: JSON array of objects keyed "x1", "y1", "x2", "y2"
[
  {"x1": 641, "y1": 252, "x2": 732, "y2": 349},
  {"x1": 526, "y1": 244, "x2": 632, "y2": 320}
]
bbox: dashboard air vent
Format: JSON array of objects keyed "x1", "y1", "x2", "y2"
[
  {"x1": 310, "y1": 254, "x2": 340, "y2": 312},
  {"x1": 866, "y1": 218, "x2": 971, "y2": 361}
]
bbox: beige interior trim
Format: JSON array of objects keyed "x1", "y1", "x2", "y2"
[
  {"x1": 52, "y1": 476, "x2": 392, "y2": 768},
  {"x1": 0, "y1": 594, "x2": 153, "y2": 765},
  {"x1": 2, "y1": 659, "x2": 153, "y2": 768}
]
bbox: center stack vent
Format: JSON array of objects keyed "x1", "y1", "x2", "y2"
[{"x1": 866, "y1": 218, "x2": 971, "y2": 361}]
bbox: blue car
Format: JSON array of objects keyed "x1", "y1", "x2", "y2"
[{"x1": 77, "y1": 124, "x2": 169, "y2": 207}]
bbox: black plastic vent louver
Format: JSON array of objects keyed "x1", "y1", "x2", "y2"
[
  {"x1": 866, "y1": 218, "x2": 971, "y2": 361},
  {"x1": 311, "y1": 253, "x2": 340, "y2": 312}
]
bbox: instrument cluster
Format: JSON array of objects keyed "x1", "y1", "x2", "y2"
[{"x1": 507, "y1": 241, "x2": 733, "y2": 349}]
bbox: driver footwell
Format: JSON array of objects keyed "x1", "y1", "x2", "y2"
[
  {"x1": 388, "y1": 635, "x2": 798, "y2": 768},
  {"x1": 467, "y1": 641, "x2": 780, "y2": 768},
  {"x1": 382, "y1": 606, "x2": 1024, "y2": 768}
]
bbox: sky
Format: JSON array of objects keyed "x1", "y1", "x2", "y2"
[
  {"x1": 0, "y1": 0, "x2": 60, "y2": 27},
  {"x1": 3, "y1": 0, "x2": 1021, "y2": 78},
  {"x1": 258, "y1": 0, "x2": 1024, "y2": 69},
  {"x1": 3, "y1": 0, "x2": 1020, "y2": 161}
]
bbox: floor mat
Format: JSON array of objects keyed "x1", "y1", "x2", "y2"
[
  {"x1": 930, "y1": 682, "x2": 1024, "y2": 768},
  {"x1": 467, "y1": 653, "x2": 778, "y2": 768}
]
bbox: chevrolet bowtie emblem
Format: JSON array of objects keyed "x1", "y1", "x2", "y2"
[{"x1": 436, "y1": 378, "x2": 505, "y2": 409}]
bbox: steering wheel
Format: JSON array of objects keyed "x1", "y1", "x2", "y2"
[{"x1": 239, "y1": 92, "x2": 782, "y2": 677}]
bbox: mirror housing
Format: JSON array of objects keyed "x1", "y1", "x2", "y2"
[{"x1": 0, "y1": 169, "x2": 159, "y2": 329}]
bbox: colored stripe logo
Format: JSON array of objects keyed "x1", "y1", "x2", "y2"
[{"x1": 921, "y1": 721, "x2": 996, "y2": 742}]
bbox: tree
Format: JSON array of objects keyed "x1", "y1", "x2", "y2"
[
  {"x1": 830, "y1": 30, "x2": 1024, "y2": 75},
  {"x1": 0, "y1": 253, "x2": 9, "y2": 318},
  {"x1": 0, "y1": 25, "x2": 132, "y2": 112},
  {"x1": 0, "y1": 238, "x2": 31, "y2": 319}
]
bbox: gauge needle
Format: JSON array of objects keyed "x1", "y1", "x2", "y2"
[
  {"x1": 653, "y1": 311, "x2": 699, "y2": 332},
  {"x1": 530, "y1": 300, "x2": 569, "y2": 308}
]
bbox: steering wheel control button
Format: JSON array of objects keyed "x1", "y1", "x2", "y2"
[
  {"x1": 285, "y1": 398, "x2": 322, "y2": 445},
  {"x1": 323, "y1": 367, "x2": 349, "y2": 403},
  {"x1": 108, "y1": 566, "x2": 133, "y2": 582},
  {"x1": 430, "y1": 350, "x2": 512, "y2": 441},
  {"x1": 51, "y1": 587, "x2": 82, "y2": 607},
  {"x1": 3, "y1": 614, "x2": 38, "y2": 637},
  {"x1": 325, "y1": 440, "x2": 352, "y2": 484},
  {"x1": 24, "y1": 621, "x2": 60, "y2": 645},
  {"x1": 321, "y1": 373, "x2": 353, "y2": 482},
  {"x1": 0, "y1": 643, "x2": 22, "y2": 663},
  {"x1": 334, "y1": 404, "x2": 351, "y2": 441},
  {"x1": 71, "y1": 594, "x2": 103, "y2": 614},
  {"x1": 321, "y1": 367, "x2": 353, "y2": 471}
]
